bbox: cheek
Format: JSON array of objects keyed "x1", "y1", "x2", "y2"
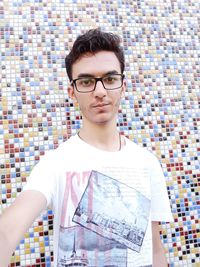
[
  {"x1": 113, "y1": 92, "x2": 122, "y2": 106},
  {"x1": 76, "y1": 97, "x2": 89, "y2": 112},
  {"x1": 114, "y1": 99, "x2": 121, "y2": 109}
]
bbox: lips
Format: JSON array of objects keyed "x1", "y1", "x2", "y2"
[{"x1": 92, "y1": 103, "x2": 110, "y2": 108}]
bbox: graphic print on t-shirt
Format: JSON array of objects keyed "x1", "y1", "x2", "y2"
[
  {"x1": 73, "y1": 170, "x2": 150, "y2": 252},
  {"x1": 57, "y1": 170, "x2": 151, "y2": 266},
  {"x1": 58, "y1": 225, "x2": 127, "y2": 267}
]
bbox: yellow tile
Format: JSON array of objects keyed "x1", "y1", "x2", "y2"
[
  {"x1": 34, "y1": 237, "x2": 39, "y2": 242},
  {"x1": 25, "y1": 249, "x2": 30, "y2": 254},
  {"x1": 24, "y1": 233, "x2": 29, "y2": 238},
  {"x1": 38, "y1": 226, "x2": 43, "y2": 232},
  {"x1": 25, "y1": 243, "x2": 30, "y2": 248},
  {"x1": 39, "y1": 242, "x2": 44, "y2": 247},
  {"x1": 40, "y1": 247, "x2": 45, "y2": 253},
  {"x1": 14, "y1": 255, "x2": 20, "y2": 261}
]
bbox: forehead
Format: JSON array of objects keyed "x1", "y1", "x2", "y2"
[{"x1": 72, "y1": 51, "x2": 121, "y2": 78}]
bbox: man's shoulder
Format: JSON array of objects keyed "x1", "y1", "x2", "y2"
[
  {"x1": 40, "y1": 134, "x2": 77, "y2": 162},
  {"x1": 55, "y1": 134, "x2": 77, "y2": 151},
  {"x1": 125, "y1": 137, "x2": 159, "y2": 162}
]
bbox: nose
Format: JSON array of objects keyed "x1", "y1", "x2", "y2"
[{"x1": 93, "y1": 80, "x2": 107, "y2": 97}]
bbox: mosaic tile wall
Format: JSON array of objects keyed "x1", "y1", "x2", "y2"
[{"x1": 0, "y1": 0, "x2": 199, "y2": 266}]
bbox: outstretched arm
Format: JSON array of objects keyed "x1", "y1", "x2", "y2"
[
  {"x1": 0, "y1": 190, "x2": 47, "y2": 267},
  {"x1": 152, "y1": 221, "x2": 168, "y2": 267}
]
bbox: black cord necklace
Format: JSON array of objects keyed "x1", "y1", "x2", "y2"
[{"x1": 77, "y1": 132, "x2": 122, "y2": 151}]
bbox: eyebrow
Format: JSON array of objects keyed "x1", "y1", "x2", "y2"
[{"x1": 77, "y1": 70, "x2": 119, "y2": 79}]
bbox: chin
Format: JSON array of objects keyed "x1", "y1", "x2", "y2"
[
  {"x1": 83, "y1": 111, "x2": 117, "y2": 125},
  {"x1": 92, "y1": 116, "x2": 115, "y2": 125},
  {"x1": 95, "y1": 120, "x2": 110, "y2": 125}
]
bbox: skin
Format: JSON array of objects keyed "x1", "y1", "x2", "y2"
[
  {"x1": 68, "y1": 51, "x2": 126, "y2": 151},
  {"x1": 69, "y1": 51, "x2": 125, "y2": 125},
  {"x1": 0, "y1": 50, "x2": 167, "y2": 267}
]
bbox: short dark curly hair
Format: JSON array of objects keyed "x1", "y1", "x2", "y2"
[{"x1": 65, "y1": 28, "x2": 125, "y2": 81}]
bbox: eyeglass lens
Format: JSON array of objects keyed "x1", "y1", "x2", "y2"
[{"x1": 75, "y1": 74, "x2": 123, "y2": 92}]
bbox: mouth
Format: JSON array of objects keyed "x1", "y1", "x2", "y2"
[{"x1": 92, "y1": 103, "x2": 110, "y2": 108}]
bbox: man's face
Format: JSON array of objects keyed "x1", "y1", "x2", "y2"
[{"x1": 68, "y1": 51, "x2": 126, "y2": 126}]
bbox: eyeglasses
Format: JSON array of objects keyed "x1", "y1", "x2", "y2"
[{"x1": 70, "y1": 73, "x2": 125, "y2": 93}]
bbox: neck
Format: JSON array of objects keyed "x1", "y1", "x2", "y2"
[{"x1": 78, "y1": 122, "x2": 122, "y2": 152}]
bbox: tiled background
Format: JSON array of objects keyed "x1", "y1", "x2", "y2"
[{"x1": 0, "y1": 0, "x2": 199, "y2": 266}]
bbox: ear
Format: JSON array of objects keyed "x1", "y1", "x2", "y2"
[
  {"x1": 68, "y1": 85, "x2": 77, "y2": 101},
  {"x1": 121, "y1": 79, "x2": 126, "y2": 98}
]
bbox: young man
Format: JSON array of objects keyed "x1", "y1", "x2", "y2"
[{"x1": 0, "y1": 29, "x2": 173, "y2": 267}]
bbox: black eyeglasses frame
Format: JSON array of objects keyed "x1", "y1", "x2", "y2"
[{"x1": 70, "y1": 74, "x2": 125, "y2": 93}]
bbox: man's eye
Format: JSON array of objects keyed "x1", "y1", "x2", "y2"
[
  {"x1": 104, "y1": 76, "x2": 117, "y2": 83},
  {"x1": 79, "y1": 78, "x2": 94, "y2": 87}
]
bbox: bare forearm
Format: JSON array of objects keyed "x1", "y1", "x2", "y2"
[
  {"x1": 0, "y1": 191, "x2": 47, "y2": 267},
  {"x1": 0, "y1": 230, "x2": 14, "y2": 267},
  {"x1": 152, "y1": 221, "x2": 168, "y2": 267},
  {"x1": 153, "y1": 249, "x2": 168, "y2": 267}
]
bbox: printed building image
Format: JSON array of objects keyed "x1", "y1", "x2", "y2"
[
  {"x1": 59, "y1": 234, "x2": 89, "y2": 267},
  {"x1": 58, "y1": 226, "x2": 127, "y2": 267}
]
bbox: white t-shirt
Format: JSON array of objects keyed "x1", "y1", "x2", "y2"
[{"x1": 23, "y1": 134, "x2": 173, "y2": 267}]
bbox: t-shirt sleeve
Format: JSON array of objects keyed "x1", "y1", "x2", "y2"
[
  {"x1": 22, "y1": 151, "x2": 56, "y2": 209},
  {"x1": 148, "y1": 153, "x2": 173, "y2": 222}
]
